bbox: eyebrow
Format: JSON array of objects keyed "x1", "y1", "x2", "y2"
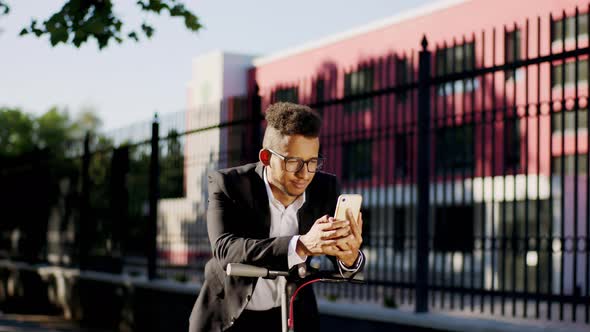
[{"x1": 284, "y1": 155, "x2": 320, "y2": 161}]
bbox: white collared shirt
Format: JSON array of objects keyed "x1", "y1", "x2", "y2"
[{"x1": 245, "y1": 168, "x2": 307, "y2": 310}]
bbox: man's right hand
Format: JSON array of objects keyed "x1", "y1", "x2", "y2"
[{"x1": 297, "y1": 215, "x2": 351, "y2": 256}]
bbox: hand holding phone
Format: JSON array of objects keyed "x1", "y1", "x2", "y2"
[{"x1": 327, "y1": 194, "x2": 364, "y2": 266}]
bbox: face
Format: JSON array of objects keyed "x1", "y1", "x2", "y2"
[{"x1": 263, "y1": 134, "x2": 320, "y2": 205}]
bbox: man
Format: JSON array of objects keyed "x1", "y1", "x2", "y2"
[{"x1": 189, "y1": 102, "x2": 364, "y2": 332}]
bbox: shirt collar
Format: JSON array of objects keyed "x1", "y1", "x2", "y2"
[{"x1": 263, "y1": 167, "x2": 306, "y2": 210}]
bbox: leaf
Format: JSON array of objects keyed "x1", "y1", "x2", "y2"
[
  {"x1": 128, "y1": 31, "x2": 139, "y2": 42},
  {"x1": 141, "y1": 22, "x2": 154, "y2": 38}
]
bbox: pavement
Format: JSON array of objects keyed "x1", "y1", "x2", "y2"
[{"x1": 0, "y1": 313, "x2": 111, "y2": 332}]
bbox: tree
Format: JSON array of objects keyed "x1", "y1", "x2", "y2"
[
  {"x1": 71, "y1": 107, "x2": 103, "y2": 140},
  {"x1": 0, "y1": 107, "x2": 35, "y2": 157},
  {"x1": 36, "y1": 106, "x2": 73, "y2": 153},
  {"x1": 0, "y1": 0, "x2": 202, "y2": 49}
]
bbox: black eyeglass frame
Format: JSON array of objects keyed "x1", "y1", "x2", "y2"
[{"x1": 266, "y1": 148, "x2": 325, "y2": 173}]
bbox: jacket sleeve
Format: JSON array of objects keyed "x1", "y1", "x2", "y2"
[{"x1": 206, "y1": 170, "x2": 291, "y2": 272}]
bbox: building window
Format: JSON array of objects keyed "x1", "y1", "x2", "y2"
[
  {"x1": 505, "y1": 29, "x2": 522, "y2": 81},
  {"x1": 551, "y1": 59, "x2": 589, "y2": 88},
  {"x1": 394, "y1": 133, "x2": 409, "y2": 177},
  {"x1": 344, "y1": 66, "x2": 374, "y2": 113},
  {"x1": 433, "y1": 205, "x2": 474, "y2": 253},
  {"x1": 342, "y1": 140, "x2": 372, "y2": 181},
  {"x1": 551, "y1": 13, "x2": 589, "y2": 44},
  {"x1": 551, "y1": 108, "x2": 588, "y2": 133},
  {"x1": 504, "y1": 118, "x2": 521, "y2": 171},
  {"x1": 396, "y1": 57, "x2": 409, "y2": 103},
  {"x1": 552, "y1": 154, "x2": 588, "y2": 175},
  {"x1": 435, "y1": 42, "x2": 476, "y2": 96},
  {"x1": 273, "y1": 87, "x2": 298, "y2": 103},
  {"x1": 435, "y1": 125, "x2": 474, "y2": 175}
]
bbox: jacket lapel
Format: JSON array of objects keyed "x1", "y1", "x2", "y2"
[
  {"x1": 298, "y1": 182, "x2": 317, "y2": 235},
  {"x1": 253, "y1": 163, "x2": 272, "y2": 234}
]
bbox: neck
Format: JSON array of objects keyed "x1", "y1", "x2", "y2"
[{"x1": 270, "y1": 184, "x2": 297, "y2": 208}]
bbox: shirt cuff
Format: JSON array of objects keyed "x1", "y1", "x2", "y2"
[
  {"x1": 337, "y1": 250, "x2": 364, "y2": 277},
  {"x1": 288, "y1": 235, "x2": 307, "y2": 268}
]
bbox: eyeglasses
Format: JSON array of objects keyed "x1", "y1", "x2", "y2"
[{"x1": 267, "y1": 148, "x2": 325, "y2": 173}]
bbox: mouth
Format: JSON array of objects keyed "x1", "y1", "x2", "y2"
[{"x1": 291, "y1": 181, "x2": 308, "y2": 190}]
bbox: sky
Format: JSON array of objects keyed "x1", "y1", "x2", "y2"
[{"x1": 0, "y1": 0, "x2": 436, "y2": 131}]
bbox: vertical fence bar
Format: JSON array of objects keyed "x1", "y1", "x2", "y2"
[
  {"x1": 559, "y1": 10, "x2": 566, "y2": 321},
  {"x1": 470, "y1": 31, "x2": 477, "y2": 313},
  {"x1": 572, "y1": 6, "x2": 580, "y2": 322},
  {"x1": 440, "y1": 40, "x2": 449, "y2": 310},
  {"x1": 450, "y1": 36, "x2": 457, "y2": 312},
  {"x1": 491, "y1": 27, "x2": 498, "y2": 315},
  {"x1": 249, "y1": 84, "x2": 262, "y2": 161},
  {"x1": 586, "y1": 4, "x2": 590, "y2": 324},
  {"x1": 403, "y1": 53, "x2": 411, "y2": 305},
  {"x1": 547, "y1": 12, "x2": 555, "y2": 321},
  {"x1": 409, "y1": 50, "x2": 417, "y2": 307},
  {"x1": 379, "y1": 57, "x2": 387, "y2": 301},
  {"x1": 148, "y1": 113, "x2": 160, "y2": 280},
  {"x1": 79, "y1": 132, "x2": 91, "y2": 270},
  {"x1": 535, "y1": 15, "x2": 542, "y2": 320},
  {"x1": 501, "y1": 24, "x2": 508, "y2": 316},
  {"x1": 416, "y1": 36, "x2": 431, "y2": 313},
  {"x1": 460, "y1": 35, "x2": 468, "y2": 312},
  {"x1": 392, "y1": 54, "x2": 401, "y2": 306},
  {"x1": 385, "y1": 53, "x2": 394, "y2": 306},
  {"x1": 510, "y1": 22, "x2": 519, "y2": 319},
  {"x1": 523, "y1": 18, "x2": 531, "y2": 319},
  {"x1": 480, "y1": 29, "x2": 487, "y2": 314}
]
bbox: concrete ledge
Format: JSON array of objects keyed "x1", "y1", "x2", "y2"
[
  {"x1": 2, "y1": 261, "x2": 587, "y2": 332},
  {"x1": 0, "y1": 260, "x2": 200, "y2": 295}
]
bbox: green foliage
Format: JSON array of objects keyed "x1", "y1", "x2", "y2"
[
  {"x1": 6, "y1": 0, "x2": 203, "y2": 49},
  {"x1": 0, "y1": 0, "x2": 8, "y2": 15},
  {"x1": 0, "y1": 108, "x2": 35, "y2": 156},
  {"x1": 35, "y1": 107, "x2": 73, "y2": 153},
  {"x1": 0, "y1": 106, "x2": 89, "y2": 157}
]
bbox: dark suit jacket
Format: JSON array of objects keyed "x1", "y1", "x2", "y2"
[{"x1": 188, "y1": 162, "x2": 361, "y2": 331}]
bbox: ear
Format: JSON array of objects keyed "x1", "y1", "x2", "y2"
[{"x1": 259, "y1": 149, "x2": 271, "y2": 166}]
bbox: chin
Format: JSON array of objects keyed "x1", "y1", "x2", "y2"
[{"x1": 287, "y1": 187, "x2": 306, "y2": 197}]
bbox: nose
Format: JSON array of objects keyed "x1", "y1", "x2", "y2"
[{"x1": 295, "y1": 164, "x2": 311, "y2": 179}]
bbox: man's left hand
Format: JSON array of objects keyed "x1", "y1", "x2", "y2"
[{"x1": 323, "y1": 209, "x2": 363, "y2": 267}]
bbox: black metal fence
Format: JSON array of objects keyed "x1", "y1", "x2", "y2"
[{"x1": 0, "y1": 5, "x2": 589, "y2": 326}]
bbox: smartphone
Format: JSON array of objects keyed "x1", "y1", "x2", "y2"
[{"x1": 334, "y1": 194, "x2": 363, "y2": 222}]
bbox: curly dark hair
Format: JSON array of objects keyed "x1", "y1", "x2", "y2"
[{"x1": 262, "y1": 102, "x2": 322, "y2": 149}]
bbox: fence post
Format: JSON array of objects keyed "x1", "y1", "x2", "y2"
[
  {"x1": 249, "y1": 83, "x2": 263, "y2": 161},
  {"x1": 416, "y1": 36, "x2": 431, "y2": 313},
  {"x1": 148, "y1": 113, "x2": 160, "y2": 280},
  {"x1": 79, "y1": 132, "x2": 91, "y2": 270}
]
